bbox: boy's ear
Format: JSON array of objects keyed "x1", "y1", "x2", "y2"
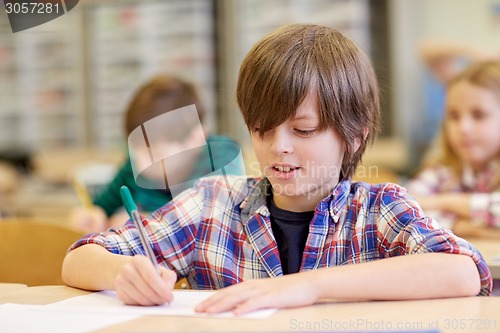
[
  {"x1": 363, "y1": 127, "x2": 369, "y2": 140},
  {"x1": 353, "y1": 128, "x2": 369, "y2": 153}
]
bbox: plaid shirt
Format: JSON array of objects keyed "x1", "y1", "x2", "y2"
[
  {"x1": 407, "y1": 163, "x2": 500, "y2": 228},
  {"x1": 71, "y1": 176, "x2": 492, "y2": 295}
]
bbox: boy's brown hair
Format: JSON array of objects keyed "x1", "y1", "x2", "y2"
[
  {"x1": 124, "y1": 75, "x2": 204, "y2": 138},
  {"x1": 237, "y1": 24, "x2": 380, "y2": 180}
]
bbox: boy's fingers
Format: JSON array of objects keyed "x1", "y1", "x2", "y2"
[
  {"x1": 116, "y1": 271, "x2": 156, "y2": 305},
  {"x1": 116, "y1": 284, "x2": 134, "y2": 305},
  {"x1": 116, "y1": 256, "x2": 170, "y2": 305},
  {"x1": 196, "y1": 285, "x2": 260, "y2": 313},
  {"x1": 160, "y1": 267, "x2": 176, "y2": 280},
  {"x1": 133, "y1": 257, "x2": 172, "y2": 304},
  {"x1": 161, "y1": 268, "x2": 177, "y2": 287},
  {"x1": 195, "y1": 285, "x2": 237, "y2": 311},
  {"x1": 158, "y1": 268, "x2": 176, "y2": 303},
  {"x1": 233, "y1": 294, "x2": 276, "y2": 314}
]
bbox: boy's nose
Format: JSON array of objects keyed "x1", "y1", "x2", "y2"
[{"x1": 269, "y1": 128, "x2": 293, "y2": 155}]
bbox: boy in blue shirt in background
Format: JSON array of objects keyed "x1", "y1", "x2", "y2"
[{"x1": 70, "y1": 75, "x2": 240, "y2": 233}]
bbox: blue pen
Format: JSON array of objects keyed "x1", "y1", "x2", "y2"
[{"x1": 120, "y1": 185, "x2": 160, "y2": 274}]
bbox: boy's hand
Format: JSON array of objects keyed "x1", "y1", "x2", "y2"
[
  {"x1": 195, "y1": 273, "x2": 319, "y2": 314},
  {"x1": 114, "y1": 255, "x2": 177, "y2": 306}
]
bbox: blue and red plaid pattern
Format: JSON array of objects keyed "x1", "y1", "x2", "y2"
[{"x1": 70, "y1": 176, "x2": 492, "y2": 295}]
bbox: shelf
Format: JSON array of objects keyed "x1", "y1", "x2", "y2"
[
  {"x1": 0, "y1": 0, "x2": 371, "y2": 152},
  {"x1": 0, "y1": 4, "x2": 85, "y2": 150},
  {"x1": 88, "y1": 0, "x2": 216, "y2": 148}
]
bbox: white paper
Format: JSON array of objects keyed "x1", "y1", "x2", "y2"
[
  {"x1": 43, "y1": 290, "x2": 277, "y2": 319},
  {"x1": 0, "y1": 303, "x2": 141, "y2": 333},
  {"x1": 0, "y1": 290, "x2": 276, "y2": 333}
]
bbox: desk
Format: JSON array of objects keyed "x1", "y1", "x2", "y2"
[
  {"x1": 0, "y1": 283, "x2": 27, "y2": 293},
  {"x1": 0, "y1": 285, "x2": 89, "y2": 305},
  {"x1": 469, "y1": 239, "x2": 500, "y2": 279},
  {"x1": 1, "y1": 285, "x2": 500, "y2": 333}
]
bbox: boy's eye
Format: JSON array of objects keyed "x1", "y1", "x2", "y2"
[{"x1": 294, "y1": 128, "x2": 317, "y2": 136}]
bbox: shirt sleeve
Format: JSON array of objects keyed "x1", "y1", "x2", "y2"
[
  {"x1": 70, "y1": 178, "x2": 207, "y2": 277},
  {"x1": 376, "y1": 183, "x2": 493, "y2": 296}
]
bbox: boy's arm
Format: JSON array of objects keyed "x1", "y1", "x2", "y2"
[
  {"x1": 62, "y1": 243, "x2": 133, "y2": 291},
  {"x1": 62, "y1": 178, "x2": 209, "y2": 305},
  {"x1": 197, "y1": 183, "x2": 490, "y2": 314},
  {"x1": 62, "y1": 244, "x2": 176, "y2": 305},
  {"x1": 196, "y1": 252, "x2": 480, "y2": 314}
]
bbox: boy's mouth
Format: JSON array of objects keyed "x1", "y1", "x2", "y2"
[
  {"x1": 273, "y1": 165, "x2": 298, "y2": 172},
  {"x1": 271, "y1": 165, "x2": 300, "y2": 180},
  {"x1": 270, "y1": 164, "x2": 301, "y2": 178}
]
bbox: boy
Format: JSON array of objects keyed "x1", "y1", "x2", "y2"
[
  {"x1": 69, "y1": 75, "x2": 241, "y2": 233},
  {"x1": 62, "y1": 24, "x2": 491, "y2": 314}
]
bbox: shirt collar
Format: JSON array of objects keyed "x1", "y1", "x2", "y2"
[
  {"x1": 239, "y1": 177, "x2": 351, "y2": 225},
  {"x1": 240, "y1": 178, "x2": 271, "y2": 223},
  {"x1": 328, "y1": 178, "x2": 351, "y2": 223}
]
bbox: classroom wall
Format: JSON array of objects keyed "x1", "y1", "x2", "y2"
[
  {"x1": 418, "y1": 0, "x2": 500, "y2": 46},
  {"x1": 2, "y1": 0, "x2": 500, "y2": 176}
]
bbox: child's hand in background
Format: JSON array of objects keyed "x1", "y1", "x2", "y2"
[{"x1": 69, "y1": 206, "x2": 107, "y2": 233}]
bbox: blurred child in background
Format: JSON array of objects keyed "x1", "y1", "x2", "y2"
[
  {"x1": 70, "y1": 75, "x2": 240, "y2": 233},
  {"x1": 416, "y1": 40, "x2": 497, "y2": 157},
  {"x1": 408, "y1": 60, "x2": 500, "y2": 238}
]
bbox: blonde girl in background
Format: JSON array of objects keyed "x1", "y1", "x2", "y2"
[{"x1": 408, "y1": 60, "x2": 500, "y2": 238}]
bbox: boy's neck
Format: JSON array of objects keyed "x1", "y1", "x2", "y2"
[
  {"x1": 272, "y1": 196, "x2": 314, "y2": 213},
  {"x1": 272, "y1": 191, "x2": 328, "y2": 212}
]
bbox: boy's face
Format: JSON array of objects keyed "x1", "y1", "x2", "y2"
[
  {"x1": 445, "y1": 81, "x2": 500, "y2": 170},
  {"x1": 251, "y1": 93, "x2": 345, "y2": 212}
]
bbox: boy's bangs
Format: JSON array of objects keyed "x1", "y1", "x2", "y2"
[{"x1": 245, "y1": 57, "x2": 318, "y2": 137}]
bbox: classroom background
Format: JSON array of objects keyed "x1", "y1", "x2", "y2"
[{"x1": 1, "y1": 0, "x2": 500, "y2": 224}]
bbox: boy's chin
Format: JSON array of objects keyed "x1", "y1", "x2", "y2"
[
  {"x1": 270, "y1": 185, "x2": 313, "y2": 198},
  {"x1": 271, "y1": 183, "x2": 337, "y2": 198}
]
